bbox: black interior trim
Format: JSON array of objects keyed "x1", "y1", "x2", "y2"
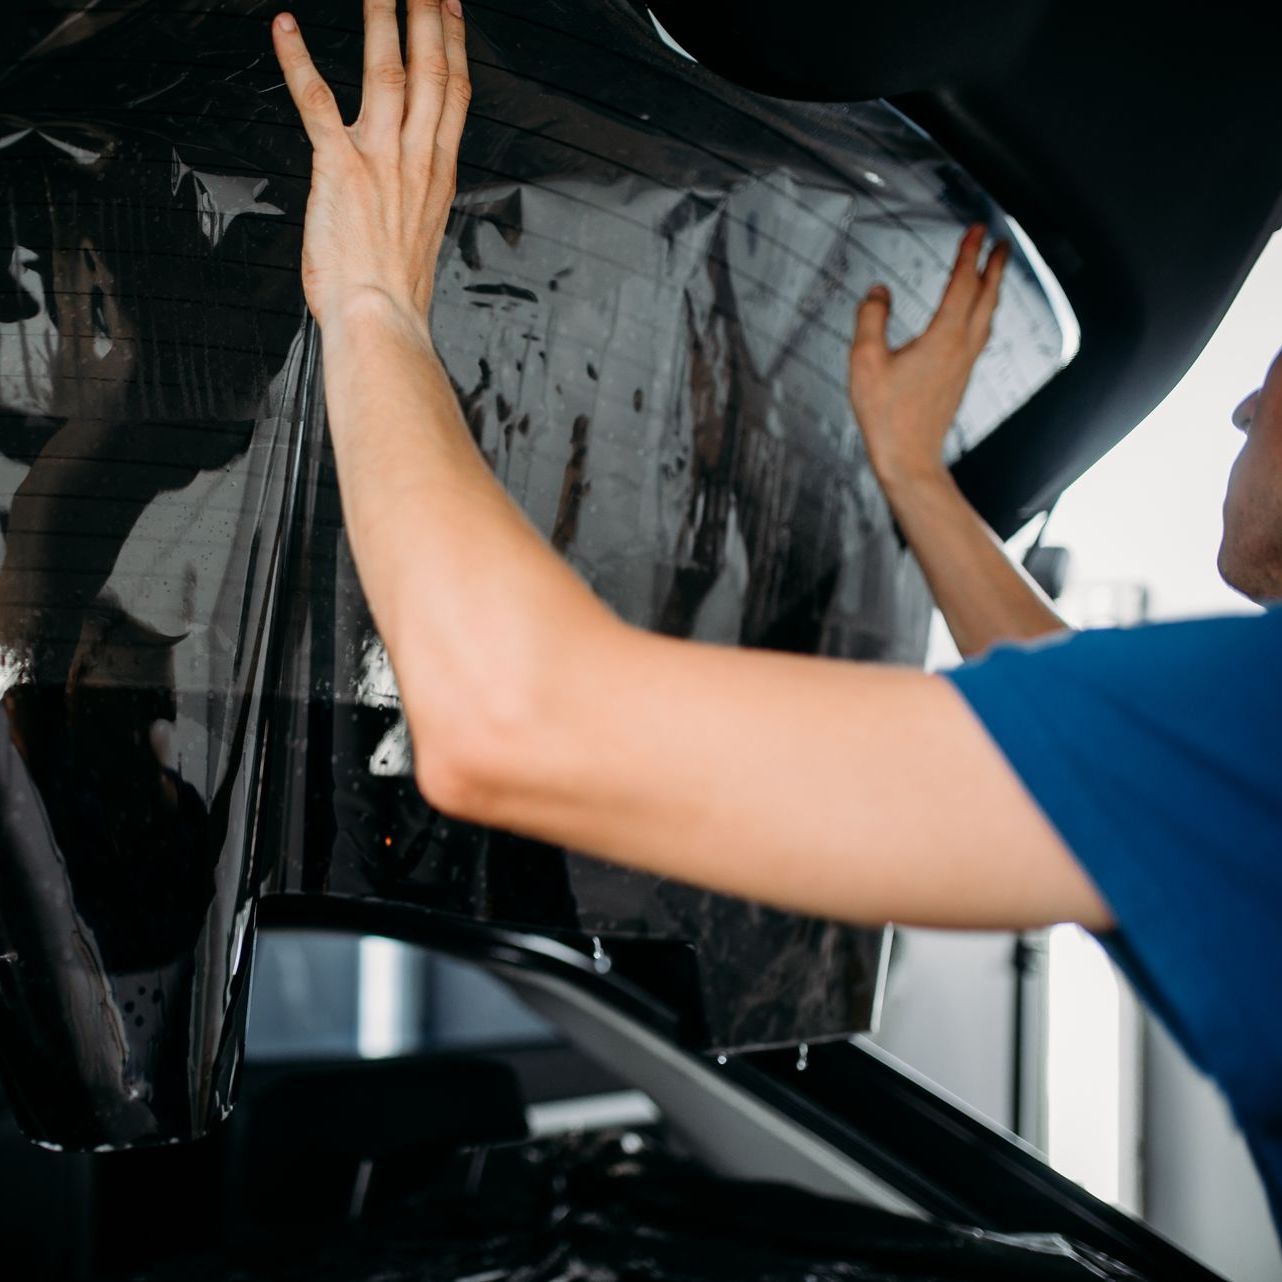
[{"x1": 733, "y1": 1039, "x2": 1227, "y2": 1281}]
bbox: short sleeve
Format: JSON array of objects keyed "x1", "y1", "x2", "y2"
[{"x1": 946, "y1": 613, "x2": 1282, "y2": 1156}]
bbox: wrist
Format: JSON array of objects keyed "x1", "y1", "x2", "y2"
[
  {"x1": 869, "y1": 451, "x2": 954, "y2": 503},
  {"x1": 320, "y1": 287, "x2": 433, "y2": 352}
]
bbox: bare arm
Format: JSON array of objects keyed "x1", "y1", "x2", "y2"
[
  {"x1": 850, "y1": 230, "x2": 1069, "y2": 658},
  {"x1": 273, "y1": 2, "x2": 1110, "y2": 934}
]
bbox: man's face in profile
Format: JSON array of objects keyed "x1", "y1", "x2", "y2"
[{"x1": 1219, "y1": 346, "x2": 1282, "y2": 604}]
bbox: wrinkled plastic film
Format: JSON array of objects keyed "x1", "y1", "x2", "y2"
[
  {"x1": 0, "y1": 0, "x2": 1076, "y2": 1148},
  {"x1": 279, "y1": 0, "x2": 1076, "y2": 1050}
]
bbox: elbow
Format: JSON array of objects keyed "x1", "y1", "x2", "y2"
[
  {"x1": 396, "y1": 590, "x2": 624, "y2": 829},
  {"x1": 408, "y1": 682, "x2": 530, "y2": 828},
  {"x1": 403, "y1": 641, "x2": 550, "y2": 828},
  {"x1": 413, "y1": 736, "x2": 495, "y2": 825}
]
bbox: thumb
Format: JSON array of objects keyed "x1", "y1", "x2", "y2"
[{"x1": 853, "y1": 284, "x2": 891, "y2": 353}]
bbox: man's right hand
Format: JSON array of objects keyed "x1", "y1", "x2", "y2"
[
  {"x1": 848, "y1": 225, "x2": 1008, "y2": 494},
  {"x1": 846, "y1": 227, "x2": 1067, "y2": 658}
]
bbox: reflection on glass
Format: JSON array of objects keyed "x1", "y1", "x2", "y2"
[{"x1": 0, "y1": 118, "x2": 303, "y2": 1148}]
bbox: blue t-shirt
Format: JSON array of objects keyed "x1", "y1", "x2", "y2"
[{"x1": 948, "y1": 610, "x2": 1282, "y2": 1228}]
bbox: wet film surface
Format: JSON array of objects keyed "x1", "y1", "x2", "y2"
[{"x1": 0, "y1": 0, "x2": 1075, "y2": 1147}]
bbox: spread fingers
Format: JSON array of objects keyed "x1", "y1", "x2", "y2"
[
  {"x1": 933, "y1": 224, "x2": 985, "y2": 328},
  {"x1": 359, "y1": 0, "x2": 407, "y2": 139},
  {"x1": 272, "y1": 14, "x2": 344, "y2": 148},
  {"x1": 435, "y1": 0, "x2": 471, "y2": 154}
]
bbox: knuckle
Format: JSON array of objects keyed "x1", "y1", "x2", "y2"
[
  {"x1": 302, "y1": 78, "x2": 335, "y2": 112},
  {"x1": 448, "y1": 76, "x2": 473, "y2": 106},
  {"x1": 372, "y1": 60, "x2": 408, "y2": 88},
  {"x1": 420, "y1": 55, "x2": 451, "y2": 86}
]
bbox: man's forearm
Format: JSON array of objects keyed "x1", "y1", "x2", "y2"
[
  {"x1": 880, "y1": 464, "x2": 1067, "y2": 658},
  {"x1": 320, "y1": 291, "x2": 619, "y2": 794}
]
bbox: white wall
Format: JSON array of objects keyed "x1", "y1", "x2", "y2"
[
  {"x1": 871, "y1": 928, "x2": 1017, "y2": 1132},
  {"x1": 1143, "y1": 1019, "x2": 1282, "y2": 1282}
]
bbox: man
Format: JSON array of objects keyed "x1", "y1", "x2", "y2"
[{"x1": 270, "y1": 0, "x2": 1281, "y2": 1228}]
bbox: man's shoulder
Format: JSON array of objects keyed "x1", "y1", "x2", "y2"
[{"x1": 944, "y1": 604, "x2": 1282, "y2": 883}]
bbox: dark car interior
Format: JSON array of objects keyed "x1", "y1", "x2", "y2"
[
  {"x1": 0, "y1": 934, "x2": 1231, "y2": 1280},
  {"x1": 1, "y1": 2, "x2": 1279, "y2": 1279}
]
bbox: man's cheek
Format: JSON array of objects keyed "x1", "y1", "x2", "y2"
[{"x1": 1222, "y1": 446, "x2": 1248, "y2": 524}]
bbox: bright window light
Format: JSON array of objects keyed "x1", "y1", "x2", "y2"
[
  {"x1": 648, "y1": 10, "x2": 697, "y2": 62},
  {"x1": 1046, "y1": 924, "x2": 1141, "y2": 1209},
  {"x1": 357, "y1": 935, "x2": 413, "y2": 1059}
]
